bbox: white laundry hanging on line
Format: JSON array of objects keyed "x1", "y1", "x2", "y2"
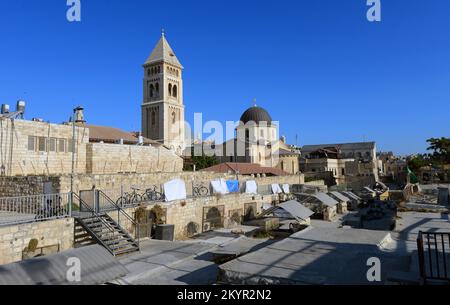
[
  {"x1": 271, "y1": 184, "x2": 283, "y2": 194},
  {"x1": 164, "y1": 179, "x2": 187, "y2": 202},
  {"x1": 282, "y1": 184, "x2": 290, "y2": 194},
  {"x1": 245, "y1": 180, "x2": 258, "y2": 194},
  {"x1": 211, "y1": 179, "x2": 229, "y2": 195}
]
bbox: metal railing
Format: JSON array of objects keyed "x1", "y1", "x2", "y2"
[
  {"x1": 71, "y1": 192, "x2": 119, "y2": 255},
  {"x1": 101, "y1": 185, "x2": 165, "y2": 207},
  {"x1": 417, "y1": 231, "x2": 450, "y2": 284},
  {"x1": 0, "y1": 193, "x2": 71, "y2": 226},
  {"x1": 97, "y1": 190, "x2": 140, "y2": 247}
]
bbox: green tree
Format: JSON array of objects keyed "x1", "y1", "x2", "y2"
[
  {"x1": 183, "y1": 147, "x2": 219, "y2": 171},
  {"x1": 407, "y1": 155, "x2": 428, "y2": 172},
  {"x1": 427, "y1": 137, "x2": 450, "y2": 164}
]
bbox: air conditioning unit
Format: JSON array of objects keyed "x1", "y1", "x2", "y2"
[{"x1": 203, "y1": 222, "x2": 212, "y2": 232}]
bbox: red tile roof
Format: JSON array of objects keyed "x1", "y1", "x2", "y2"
[
  {"x1": 80, "y1": 124, "x2": 163, "y2": 147},
  {"x1": 202, "y1": 162, "x2": 288, "y2": 176}
]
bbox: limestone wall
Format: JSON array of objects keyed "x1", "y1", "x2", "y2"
[
  {"x1": 107, "y1": 193, "x2": 269, "y2": 240},
  {"x1": 0, "y1": 218, "x2": 74, "y2": 265},
  {"x1": 0, "y1": 119, "x2": 89, "y2": 177},
  {"x1": 86, "y1": 143, "x2": 183, "y2": 174},
  {"x1": 56, "y1": 172, "x2": 304, "y2": 196},
  {"x1": 0, "y1": 176, "x2": 61, "y2": 197}
]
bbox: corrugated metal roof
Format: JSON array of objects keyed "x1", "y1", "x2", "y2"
[
  {"x1": 0, "y1": 245, "x2": 128, "y2": 285},
  {"x1": 314, "y1": 192, "x2": 339, "y2": 207},
  {"x1": 342, "y1": 191, "x2": 362, "y2": 201},
  {"x1": 330, "y1": 191, "x2": 350, "y2": 202},
  {"x1": 278, "y1": 200, "x2": 314, "y2": 221}
]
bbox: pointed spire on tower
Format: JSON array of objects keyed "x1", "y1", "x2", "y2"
[{"x1": 144, "y1": 30, "x2": 183, "y2": 68}]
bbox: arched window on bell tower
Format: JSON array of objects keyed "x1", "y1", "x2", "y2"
[
  {"x1": 149, "y1": 84, "x2": 155, "y2": 98},
  {"x1": 155, "y1": 83, "x2": 159, "y2": 97},
  {"x1": 173, "y1": 85, "x2": 178, "y2": 98},
  {"x1": 168, "y1": 84, "x2": 172, "y2": 96}
]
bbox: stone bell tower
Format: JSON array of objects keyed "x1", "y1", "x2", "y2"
[{"x1": 141, "y1": 31, "x2": 185, "y2": 154}]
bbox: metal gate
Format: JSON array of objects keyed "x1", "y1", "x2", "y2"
[
  {"x1": 202, "y1": 205, "x2": 225, "y2": 232},
  {"x1": 135, "y1": 208, "x2": 152, "y2": 239},
  {"x1": 79, "y1": 190, "x2": 97, "y2": 213}
]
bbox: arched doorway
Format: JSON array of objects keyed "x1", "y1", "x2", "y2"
[{"x1": 202, "y1": 205, "x2": 225, "y2": 232}]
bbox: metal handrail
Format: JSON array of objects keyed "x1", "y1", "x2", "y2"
[
  {"x1": 98, "y1": 190, "x2": 140, "y2": 247},
  {"x1": 72, "y1": 192, "x2": 119, "y2": 255}
]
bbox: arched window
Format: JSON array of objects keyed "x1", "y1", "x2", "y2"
[
  {"x1": 151, "y1": 111, "x2": 156, "y2": 125},
  {"x1": 168, "y1": 84, "x2": 172, "y2": 96},
  {"x1": 173, "y1": 85, "x2": 178, "y2": 98},
  {"x1": 147, "y1": 69, "x2": 151, "y2": 77},
  {"x1": 149, "y1": 84, "x2": 154, "y2": 98},
  {"x1": 281, "y1": 161, "x2": 285, "y2": 171},
  {"x1": 259, "y1": 152, "x2": 262, "y2": 162},
  {"x1": 155, "y1": 83, "x2": 159, "y2": 97},
  {"x1": 171, "y1": 111, "x2": 176, "y2": 124},
  {"x1": 157, "y1": 66, "x2": 161, "y2": 73},
  {"x1": 292, "y1": 161, "x2": 295, "y2": 173}
]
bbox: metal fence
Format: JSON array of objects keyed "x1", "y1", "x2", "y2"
[
  {"x1": 417, "y1": 231, "x2": 450, "y2": 284},
  {"x1": 0, "y1": 193, "x2": 71, "y2": 226}
]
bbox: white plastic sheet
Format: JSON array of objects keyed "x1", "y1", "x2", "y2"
[
  {"x1": 282, "y1": 184, "x2": 290, "y2": 194},
  {"x1": 164, "y1": 179, "x2": 187, "y2": 202},
  {"x1": 245, "y1": 180, "x2": 258, "y2": 194},
  {"x1": 271, "y1": 184, "x2": 283, "y2": 194},
  {"x1": 211, "y1": 179, "x2": 229, "y2": 195}
]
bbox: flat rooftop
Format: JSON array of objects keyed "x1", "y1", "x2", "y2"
[{"x1": 218, "y1": 220, "x2": 409, "y2": 285}]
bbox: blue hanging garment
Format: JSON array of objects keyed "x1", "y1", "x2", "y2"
[{"x1": 226, "y1": 180, "x2": 240, "y2": 193}]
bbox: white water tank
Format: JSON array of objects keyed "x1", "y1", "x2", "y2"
[{"x1": 1, "y1": 104, "x2": 9, "y2": 114}]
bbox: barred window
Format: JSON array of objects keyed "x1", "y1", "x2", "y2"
[
  {"x1": 48, "y1": 138, "x2": 56, "y2": 152},
  {"x1": 38, "y1": 137, "x2": 47, "y2": 152},
  {"x1": 27, "y1": 136, "x2": 35, "y2": 151},
  {"x1": 58, "y1": 139, "x2": 66, "y2": 153}
]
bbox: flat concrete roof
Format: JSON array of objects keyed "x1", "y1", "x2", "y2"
[{"x1": 218, "y1": 223, "x2": 398, "y2": 285}]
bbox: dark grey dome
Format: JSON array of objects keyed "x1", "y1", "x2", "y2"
[{"x1": 240, "y1": 106, "x2": 272, "y2": 124}]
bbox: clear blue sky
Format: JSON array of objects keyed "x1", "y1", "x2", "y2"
[{"x1": 0, "y1": 0, "x2": 449, "y2": 155}]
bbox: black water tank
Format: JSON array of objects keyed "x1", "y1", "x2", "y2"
[{"x1": 154, "y1": 224, "x2": 175, "y2": 241}]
